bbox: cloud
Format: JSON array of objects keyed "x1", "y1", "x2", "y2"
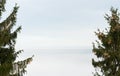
[{"x1": 13, "y1": 0, "x2": 120, "y2": 50}]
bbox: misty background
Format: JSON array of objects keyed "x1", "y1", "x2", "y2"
[{"x1": 4, "y1": 0, "x2": 120, "y2": 76}]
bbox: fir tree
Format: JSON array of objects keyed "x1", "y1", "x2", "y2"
[
  {"x1": 92, "y1": 7, "x2": 120, "y2": 76},
  {"x1": 0, "y1": 0, "x2": 33, "y2": 76}
]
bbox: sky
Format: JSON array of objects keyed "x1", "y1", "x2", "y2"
[
  {"x1": 10, "y1": 0, "x2": 119, "y2": 50},
  {"x1": 3, "y1": 0, "x2": 120, "y2": 76}
]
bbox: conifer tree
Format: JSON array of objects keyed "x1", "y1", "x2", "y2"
[
  {"x1": 92, "y1": 8, "x2": 120, "y2": 76},
  {"x1": 0, "y1": 0, "x2": 33, "y2": 76}
]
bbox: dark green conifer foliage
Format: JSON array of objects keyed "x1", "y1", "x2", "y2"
[
  {"x1": 0, "y1": 0, "x2": 33, "y2": 76},
  {"x1": 92, "y1": 8, "x2": 120, "y2": 76}
]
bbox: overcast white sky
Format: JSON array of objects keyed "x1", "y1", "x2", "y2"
[
  {"x1": 4, "y1": 0, "x2": 120, "y2": 76},
  {"x1": 5, "y1": 0, "x2": 117, "y2": 50}
]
